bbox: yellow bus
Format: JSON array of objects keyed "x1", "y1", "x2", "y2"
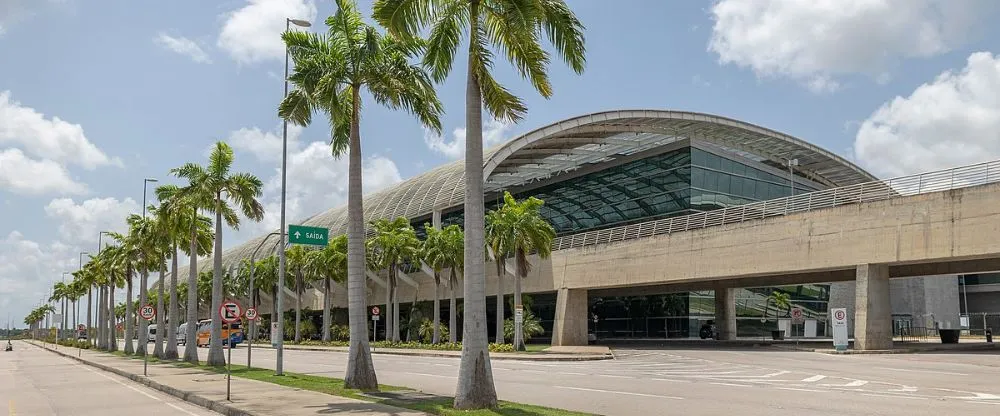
[{"x1": 194, "y1": 319, "x2": 244, "y2": 347}]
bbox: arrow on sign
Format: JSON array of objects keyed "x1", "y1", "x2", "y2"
[{"x1": 294, "y1": 231, "x2": 301, "y2": 239}]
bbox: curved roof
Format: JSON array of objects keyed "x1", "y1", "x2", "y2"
[{"x1": 207, "y1": 109, "x2": 877, "y2": 271}]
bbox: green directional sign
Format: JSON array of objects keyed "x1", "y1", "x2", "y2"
[{"x1": 288, "y1": 224, "x2": 328, "y2": 246}]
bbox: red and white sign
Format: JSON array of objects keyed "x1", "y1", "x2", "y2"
[
  {"x1": 833, "y1": 309, "x2": 847, "y2": 324},
  {"x1": 371, "y1": 306, "x2": 380, "y2": 316},
  {"x1": 139, "y1": 305, "x2": 156, "y2": 321},
  {"x1": 219, "y1": 301, "x2": 242, "y2": 324},
  {"x1": 244, "y1": 308, "x2": 258, "y2": 321},
  {"x1": 77, "y1": 324, "x2": 86, "y2": 332},
  {"x1": 790, "y1": 307, "x2": 804, "y2": 324}
]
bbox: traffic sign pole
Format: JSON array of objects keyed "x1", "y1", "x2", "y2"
[
  {"x1": 139, "y1": 306, "x2": 155, "y2": 376},
  {"x1": 218, "y1": 301, "x2": 242, "y2": 401},
  {"x1": 226, "y1": 322, "x2": 232, "y2": 401}
]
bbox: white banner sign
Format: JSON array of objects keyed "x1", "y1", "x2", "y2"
[{"x1": 831, "y1": 308, "x2": 848, "y2": 350}]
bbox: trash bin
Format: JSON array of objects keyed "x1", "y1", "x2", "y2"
[
  {"x1": 939, "y1": 329, "x2": 960, "y2": 344},
  {"x1": 986, "y1": 328, "x2": 993, "y2": 343}
]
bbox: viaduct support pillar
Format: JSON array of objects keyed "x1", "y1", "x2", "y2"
[
  {"x1": 854, "y1": 263, "x2": 893, "y2": 350},
  {"x1": 714, "y1": 287, "x2": 736, "y2": 340},
  {"x1": 552, "y1": 288, "x2": 588, "y2": 346}
]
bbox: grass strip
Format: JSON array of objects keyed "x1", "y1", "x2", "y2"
[{"x1": 110, "y1": 349, "x2": 592, "y2": 416}]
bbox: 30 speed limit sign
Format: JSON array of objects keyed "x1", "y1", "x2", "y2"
[
  {"x1": 245, "y1": 308, "x2": 258, "y2": 321},
  {"x1": 139, "y1": 305, "x2": 155, "y2": 321}
]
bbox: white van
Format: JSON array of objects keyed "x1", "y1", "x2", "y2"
[
  {"x1": 177, "y1": 323, "x2": 188, "y2": 346},
  {"x1": 146, "y1": 324, "x2": 157, "y2": 343}
]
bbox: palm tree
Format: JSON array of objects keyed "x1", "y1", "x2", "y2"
[
  {"x1": 156, "y1": 184, "x2": 214, "y2": 361},
  {"x1": 487, "y1": 192, "x2": 554, "y2": 350},
  {"x1": 367, "y1": 217, "x2": 420, "y2": 342},
  {"x1": 286, "y1": 245, "x2": 311, "y2": 343},
  {"x1": 171, "y1": 141, "x2": 263, "y2": 366},
  {"x1": 421, "y1": 225, "x2": 448, "y2": 344},
  {"x1": 278, "y1": 0, "x2": 442, "y2": 390},
  {"x1": 253, "y1": 256, "x2": 280, "y2": 328},
  {"x1": 49, "y1": 282, "x2": 68, "y2": 339},
  {"x1": 373, "y1": 0, "x2": 586, "y2": 408},
  {"x1": 439, "y1": 225, "x2": 464, "y2": 343},
  {"x1": 307, "y1": 235, "x2": 348, "y2": 342},
  {"x1": 120, "y1": 213, "x2": 160, "y2": 357},
  {"x1": 485, "y1": 208, "x2": 512, "y2": 345}
]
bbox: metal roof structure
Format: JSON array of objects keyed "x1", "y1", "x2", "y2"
[{"x1": 202, "y1": 109, "x2": 877, "y2": 272}]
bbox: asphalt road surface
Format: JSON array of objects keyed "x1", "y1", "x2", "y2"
[
  {"x1": 193, "y1": 343, "x2": 1000, "y2": 416},
  {"x1": 1, "y1": 341, "x2": 217, "y2": 416}
]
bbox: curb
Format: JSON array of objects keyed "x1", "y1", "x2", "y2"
[
  {"x1": 27, "y1": 341, "x2": 258, "y2": 416},
  {"x1": 273, "y1": 345, "x2": 613, "y2": 361},
  {"x1": 809, "y1": 344, "x2": 998, "y2": 355}
]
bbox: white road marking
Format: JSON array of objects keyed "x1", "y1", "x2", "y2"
[
  {"x1": 862, "y1": 393, "x2": 926, "y2": 400},
  {"x1": 801, "y1": 375, "x2": 826, "y2": 382},
  {"x1": 559, "y1": 372, "x2": 587, "y2": 376},
  {"x1": 845, "y1": 380, "x2": 869, "y2": 387},
  {"x1": 553, "y1": 386, "x2": 683, "y2": 400},
  {"x1": 598, "y1": 374, "x2": 632, "y2": 379},
  {"x1": 71, "y1": 359, "x2": 202, "y2": 416},
  {"x1": 710, "y1": 382, "x2": 752, "y2": 388},
  {"x1": 778, "y1": 387, "x2": 828, "y2": 393},
  {"x1": 763, "y1": 370, "x2": 790, "y2": 377},
  {"x1": 874, "y1": 367, "x2": 969, "y2": 376},
  {"x1": 651, "y1": 378, "x2": 690, "y2": 383},
  {"x1": 400, "y1": 372, "x2": 453, "y2": 379}
]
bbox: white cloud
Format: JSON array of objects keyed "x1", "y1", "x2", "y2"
[
  {"x1": 709, "y1": 0, "x2": 995, "y2": 91},
  {"x1": 0, "y1": 230, "x2": 89, "y2": 325},
  {"x1": 44, "y1": 197, "x2": 139, "y2": 244},
  {"x1": 423, "y1": 118, "x2": 513, "y2": 159},
  {"x1": 153, "y1": 33, "x2": 212, "y2": 64},
  {"x1": 0, "y1": 91, "x2": 120, "y2": 168},
  {"x1": 854, "y1": 52, "x2": 1000, "y2": 178},
  {"x1": 0, "y1": 148, "x2": 88, "y2": 195},
  {"x1": 217, "y1": 0, "x2": 317, "y2": 65},
  {"x1": 228, "y1": 124, "x2": 302, "y2": 162}
]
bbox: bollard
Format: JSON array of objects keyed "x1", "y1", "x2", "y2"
[{"x1": 986, "y1": 328, "x2": 993, "y2": 343}]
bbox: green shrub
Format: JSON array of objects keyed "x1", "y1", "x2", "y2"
[
  {"x1": 329, "y1": 324, "x2": 350, "y2": 342},
  {"x1": 489, "y1": 343, "x2": 515, "y2": 353},
  {"x1": 417, "y1": 319, "x2": 449, "y2": 343},
  {"x1": 284, "y1": 318, "x2": 317, "y2": 340},
  {"x1": 503, "y1": 311, "x2": 545, "y2": 342}
]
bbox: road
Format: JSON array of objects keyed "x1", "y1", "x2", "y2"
[
  {"x1": 1, "y1": 341, "x2": 217, "y2": 415},
  {"x1": 189, "y1": 343, "x2": 1000, "y2": 416}
]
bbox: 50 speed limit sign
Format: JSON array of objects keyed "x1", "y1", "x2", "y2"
[{"x1": 139, "y1": 305, "x2": 155, "y2": 321}]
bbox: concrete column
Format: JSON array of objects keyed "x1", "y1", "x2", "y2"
[
  {"x1": 432, "y1": 210, "x2": 442, "y2": 228},
  {"x1": 854, "y1": 263, "x2": 893, "y2": 350},
  {"x1": 552, "y1": 288, "x2": 588, "y2": 346},
  {"x1": 714, "y1": 287, "x2": 737, "y2": 340}
]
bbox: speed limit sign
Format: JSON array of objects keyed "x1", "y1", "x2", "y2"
[
  {"x1": 245, "y1": 308, "x2": 258, "y2": 321},
  {"x1": 139, "y1": 305, "x2": 155, "y2": 321}
]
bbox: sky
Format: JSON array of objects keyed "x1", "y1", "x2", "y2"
[{"x1": 3, "y1": 0, "x2": 1000, "y2": 326}]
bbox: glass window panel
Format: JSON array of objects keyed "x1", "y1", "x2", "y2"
[
  {"x1": 716, "y1": 172, "x2": 731, "y2": 194},
  {"x1": 692, "y1": 167, "x2": 706, "y2": 189},
  {"x1": 741, "y1": 177, "x2": 756, "y2": 197},
  {"x1": 692, "y1": 148, "x2": 707, "y2": 167},
  {"x1": 705, "y1": 153, "x2": 721, "y2": 170},
  {"x1": 719, "y1": 157, "x2": 734, "y2": 174}
]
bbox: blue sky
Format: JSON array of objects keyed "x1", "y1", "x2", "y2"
[{"x1": 3, "y1": 0, "x2": 1000, "y2": 324}]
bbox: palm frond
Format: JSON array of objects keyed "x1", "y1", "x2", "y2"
[{"x1": 537, "y1": 0, "x2": 587, "y2": 73}]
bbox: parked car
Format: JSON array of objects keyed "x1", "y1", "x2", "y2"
[{"x1": 177, "y1": 323, "x2": 187, "y2": 346}]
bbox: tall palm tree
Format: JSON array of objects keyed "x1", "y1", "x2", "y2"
[
  {"x1": 156, "y1": 184, "x2": 214, "y2": 361},
  {"x1": 440, "y1": 225, "x2": 465, "y2": 343},
  {"x1": 367, "y1": 217, "x2": 420, "y2": 342},
  {"x1": 373, "y1": 0, "x2": 585, "y2": 408},
  {"x1": 145, "y1": 205, "x2": 174, "y2": 358},
  {"x1": 121, "y1": 213, "x2": 160, "y2": 357},
  {"x1": 49, "y1": 282, "x2": 68, "y2": 339},
  {"x1": 486, "y1": 208, "x2": 512, "y2": 345},
  {"x1": 306, "y1": 235, "x2": 348, "y2": 342},
  {"x1": 172, "y1": 141, "x2": 263, "y2": 366},
  {"x1": 253, "y1": 256, "x2": 280, "y2": 327},
  {"x1": 286, "y1": 245, "x2": 311, "y2": 343},
  {"x1": 421, "y1": 225, "x2": 447, "y2": 344},
  {"x1": 487, "y1": 192, "x2": 554, "y2": 350},
  {"x1": 278, "y1": 0, "x2": 442, "y2": 390}
]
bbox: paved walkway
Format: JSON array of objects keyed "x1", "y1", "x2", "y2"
[
  {"x1": 30, "y1": 341, "x2": 427, "y2": 416},
  {"x1": 264, "y1": 343, "x2": 613, "y2": 361}
]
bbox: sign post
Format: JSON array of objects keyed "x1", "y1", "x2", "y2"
[
  {"x1": 371, "y1": 306, "x2": 380, "y2": 348},
  {"x1": 76, "y1": 324, "x2": 86, "y2": 356},
  {"x1": 790, "y1": 307, "x2": 804, "y2": 347},
  {"x1": 831, "y1": 308, "x2": 848, "y2": 352},
  {"x1": 139, "y1": 305, "x2": 156, "y2": 376},
  {"x1": 288, "y1": 225, "x2": 329, "y2": 247},
  {"x1": 244, "y1": 308, "x2": 258, "y2": 369},
  {"x1": 219, "y1": 301, "x2": 242, "y2": 401}
]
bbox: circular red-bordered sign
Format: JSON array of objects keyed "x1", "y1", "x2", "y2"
[
  {"x1": 139, "y1": 305, "x2": 156, "y2": 320},
  {"x1": 834, "y1": 310, "x2": 846, "y2": 321},
  {"x1": 219, "y1": 301, "x2": 242, "y2": 324},
  {"x1": 245, "y1": 307, "x2": 258, "y2": 321},
  {"x1": 371, "y1": 306, "x2": 380, "y2": 316}
]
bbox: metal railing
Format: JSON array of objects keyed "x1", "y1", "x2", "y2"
[{"x1": 554, "y1": 159, "x2": 1000, "y2": 251}]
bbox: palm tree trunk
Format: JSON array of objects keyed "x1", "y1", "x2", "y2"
[
  {"x1": 96, "y1": 286, "x2": 105, "y2": 350},
  {"x1": 124, "y1": 273, "x2": 135, "y2": 355},
  {"x1": 344, "y1": 84, "x2": 378, "y2": 390},
  {"x1": 449, "y1": 269, "x2": 457, "y2": 343},
  {"x1": 87, "y1": 287, "x2": 93, "y2": 346},
  {"x1": 322, "y1": 277, "x2": 331, "y2": 342},
  {"x1": 165, "y1": 243, "x2": 180, "y2": 359},
  {"x1": 455, "y1": 7, "x2": 498, "y2": 406},
  {"x1": 72, "y1": 299, "x2": 77, "y2": 338},
  {"x1": 108, "y1": 282, "x2": 117, "y2": 352},
  {"x1": 514, "y1": 249, "x2": 525, "y2": 351},
  {"x1": 294, "y1": 271, "x2": 302, "y2": 343},
  {"x1": 495, "y1": 258, "x2": 504, "y2": 344},
  {"x1": 154, "y1": 261, "x2": 166, "y2": 358},
  {"x1": 392, "y1": 269, "x2": 400, "y2": 342},
  {"x1": 433, "y1": 273, "x2": 441, "y2": 344},
  {"x1": 207, "y1": 195, "x2": 225, "y2": 366},
  {"x1": 183, "y1": 215, "x2": 200, "y2": 364},
  {"x1": 138, "y1": 265, "x2": 149, "y2": 357},
  {"x1": 385, "y1": 274, "x2": 393, "y2": 341}
]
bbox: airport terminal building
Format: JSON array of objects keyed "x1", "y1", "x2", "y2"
[{"x1": 205, "y1": 110, "x2": 970, "y2": 344}]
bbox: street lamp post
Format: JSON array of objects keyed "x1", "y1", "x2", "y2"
[
  {"x1": 96, "y1": 231, "x2": 111, "y2": 347},
  {"x1": 787, "y1": 159, "x2": 799, "y2": 197},
  {"x1": 276, "y1": 16, "x2": 311, "y2": 376},
  {"x1": 143, "y1": 178, "x2": 158, "y2": 218},
  {"x1": 79, "y1": 252, "x2": 88, "y2": 328}
]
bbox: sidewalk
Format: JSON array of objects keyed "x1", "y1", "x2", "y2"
[
  {"x1": 263, "y1": 343, "x2": 613, "y2": 361},
  {"x1": 28, "y1": 341, "x2": 427, "y2": 416}
]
